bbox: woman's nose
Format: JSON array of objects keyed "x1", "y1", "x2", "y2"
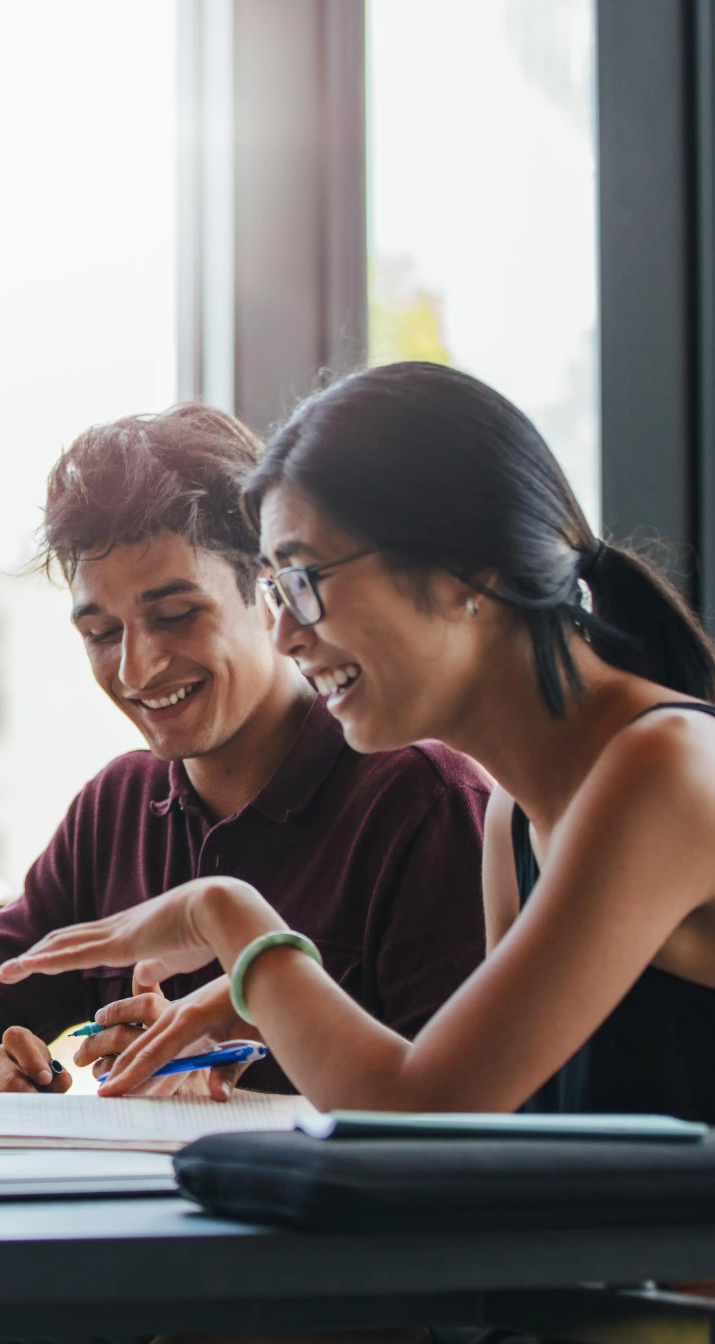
[{"x1": 272, "y1": 604, "x2": 316, "y2": 659}]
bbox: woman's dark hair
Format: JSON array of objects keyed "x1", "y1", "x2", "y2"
[
  {"x1": 245, "y1": 361, "x2": 715, "y2": 714},
  {"x1": 40, "y1": 403, "x2": 262, "y2": 602}
]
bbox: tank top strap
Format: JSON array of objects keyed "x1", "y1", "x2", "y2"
[{"x1": 511, "y1": 802, "x2": 540, "y2": 910}]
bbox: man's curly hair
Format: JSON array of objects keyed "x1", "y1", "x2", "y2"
[{"x1": 39, "y1": 403, "x2": 263, "y2": 602}]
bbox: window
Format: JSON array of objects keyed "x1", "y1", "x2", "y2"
[
  {"x1": 0, "y1": 1, "x2": 178, "y2": 895},
  {"x1": 366, "y1": 0, "x2": 599, "y2": 527}
]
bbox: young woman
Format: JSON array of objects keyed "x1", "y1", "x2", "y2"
[{"x1": 6, "y1": 361, "x2": 715, "y2": 1120}]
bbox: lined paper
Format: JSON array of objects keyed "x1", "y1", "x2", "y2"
[{"x1": 0, "y1": 1091, "x2": 317, "y2": 1152}]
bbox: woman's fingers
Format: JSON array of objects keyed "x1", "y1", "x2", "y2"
[
  {"x1": 0, "y1": 924, "x2": 128, "y2": 982},
  {"x1": 97, "y1": 1015, "x2": 199, "y2": 1095},
  {"x1": 0, "y1": 960, "x2": 32, "y2": 985},
  {"x1": 97, "y1": 987, "x2": 233, "y2": 1096},
  {"x1": 133, "y1": 957, "x2": 176, "y2": 986},
  {"x1": 91, "y1": 1055, "x2": 117, "y2": 1081},
  {"x1": 207, "y1": 1060, "x2": 251, "y2": 1102},
  {"x1": 0, "y1": 879, "x2": 253, "y2": 989},
  {"x1": 131, "y1": 970, "x2": 163, "y2": 998}
]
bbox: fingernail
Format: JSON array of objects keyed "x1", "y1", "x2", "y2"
[
  {"x1": 221, "y1": 1081, "x2": 231, "y2": 1097},
  {"x1": 95, "y1": 1009, "x2": 107, "y2": 1024},
  {"x1": 37, "y1": 1068, "x2": 52, "y2": 1085}
]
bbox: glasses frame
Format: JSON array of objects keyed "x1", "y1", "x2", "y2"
[{"x1": 258, "y1": 548, "x2": 375, "y2": 627}]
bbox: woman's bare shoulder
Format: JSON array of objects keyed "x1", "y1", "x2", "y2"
[
  {"x1": 569, "y1": 703, "x2": 715, "y2": 905},
  {"x1": 598, "y1": 701, "x2": 715, "y2": 800}
]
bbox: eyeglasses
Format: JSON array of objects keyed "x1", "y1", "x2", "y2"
[{"x1": 258, "y1": 549, "x2": 375, "y2": 627}]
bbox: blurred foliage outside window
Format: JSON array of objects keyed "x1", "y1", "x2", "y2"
[{"x1": 366, "y1": 0, "x2": 599, "y2": 528}]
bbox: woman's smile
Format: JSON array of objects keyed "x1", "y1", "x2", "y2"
[{"x1": 312, "y1": 662, "x2": 361, "y2": 699}]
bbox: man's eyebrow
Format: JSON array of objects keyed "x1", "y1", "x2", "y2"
[
  {"x1": 71, "y1": 602, "x2": 101, "y2": 623},
  {"x1": 71, "y1": 581, "x2": 203, "y2": 623},
  {"x1": 135, "y1": 580, "x2": 203, "y2": 605}
]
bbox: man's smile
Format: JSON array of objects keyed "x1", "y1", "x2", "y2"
[{"x1": 125, "y1": 679, "x2": 207, "y2": 718}]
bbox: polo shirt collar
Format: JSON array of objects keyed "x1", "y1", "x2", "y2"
[{"x1": 150, "y1": 696, "x2": 346, "y2": 824}]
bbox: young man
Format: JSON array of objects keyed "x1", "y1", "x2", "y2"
[{"x1": 0, "y1": 404, "x2": 491, "y2": 1095}]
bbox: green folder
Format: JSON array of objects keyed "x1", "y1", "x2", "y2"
[{"x1": 296, "y1": 1110, "x2": 708, "y2": 1142}]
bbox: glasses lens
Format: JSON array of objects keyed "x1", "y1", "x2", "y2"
[
  {"x1": 259, "y1": 580, "x2": 281, "y2": 619},
  {"x1": 282, "y1": 569, "x2": 322, "y2": 624}
]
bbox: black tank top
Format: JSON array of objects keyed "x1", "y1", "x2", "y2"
[{"x1": 513, "y1": 701, "x2": 715, "y2": 1122}]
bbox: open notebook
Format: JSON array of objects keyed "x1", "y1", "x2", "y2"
[{"x1": 0, "y1": 1090, "x2": 318, "y2": 1152}]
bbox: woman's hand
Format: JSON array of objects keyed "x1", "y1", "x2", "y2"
[
  {"x1": 0, "y1": 877, "x2": 284, "y2": 988},
  {"x1": 72, "y1": 971, "x2": 181, "y2": 1096},
  {"x1": 72, "y1": 971, "x2": 253, "y2": 1100},
  {"x1": 93, "y1": 974, "x2": 260, "y2": 1098}
]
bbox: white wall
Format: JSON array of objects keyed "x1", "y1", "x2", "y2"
[{"x1": 0, "y1": 0, "x2": 178, "y2": 892}]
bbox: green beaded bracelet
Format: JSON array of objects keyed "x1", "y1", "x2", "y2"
[{"x1": 229, "y1": 930, "x2": 323, "y2": 1025}]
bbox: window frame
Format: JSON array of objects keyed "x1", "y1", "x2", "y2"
[{"x1": 180, "y1": 0, "x2": 715, "y2": 628}]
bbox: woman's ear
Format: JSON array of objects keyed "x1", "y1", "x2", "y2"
[{"x1": 441, "y1": 571, "x2": 499, "y2": 619}]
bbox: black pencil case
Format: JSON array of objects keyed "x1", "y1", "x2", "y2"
[{"x1": 173, "y1": 1128, "x2": 715, "y2": 1233}]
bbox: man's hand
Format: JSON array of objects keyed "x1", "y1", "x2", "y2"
[
  {"x1": 0, "y1": 1026, "x2": 71, "y2": 1093},
  {"x1": 75, "y1": 973, "x2": 256, "y2": 1100}
]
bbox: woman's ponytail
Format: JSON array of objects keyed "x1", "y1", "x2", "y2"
[{"x1": 582, "y1": 543, "x2": 715, "y2": 702}]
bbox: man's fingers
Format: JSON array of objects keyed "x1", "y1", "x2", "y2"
[
  {"x1": 48, "y1": 1066, "x2": 72, "y2": 1094},
  {"x1": 73, "y1": 1025, "x2": 141, "y2": 1068},
  {"x1": 2, "y1": 1027, "x2": 53, "y2": 1085},
  {"x1": 2, "y1": 1071, "x2": 46, "y2": 1094},
  {"x1": 207, "y1": 1061, "x2": 250, "y2": 1102},
  {"x1": 95, "y1": 994, "x2": 165, "y2": 1029}
]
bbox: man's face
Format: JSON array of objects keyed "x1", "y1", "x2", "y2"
[{"x1": 71, "y1": 532, "x2": 277, "y2": 761}]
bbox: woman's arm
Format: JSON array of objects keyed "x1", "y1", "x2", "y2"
[
  {"x1": 194, "y1": 717, "x2": 715, "y2": 1112},
  {"x1": 7, "y1": 715, "x2": 715, "y2": 1113}
]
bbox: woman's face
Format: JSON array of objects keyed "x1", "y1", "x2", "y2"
[{"x1": 259, "y1": 483, "x2": 492, "y2": 753}]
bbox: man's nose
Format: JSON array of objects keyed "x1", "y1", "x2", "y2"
[
  {"x1": 272, "y1": 604, "x2": 317, "y2": 660},
  {"x1": 117, "y1": 627, "x2": 171, "y2": 691}
]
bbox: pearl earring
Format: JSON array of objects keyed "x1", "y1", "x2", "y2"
[{"x1": 466, "y1": 596, "x2": 480, "y2": 617}]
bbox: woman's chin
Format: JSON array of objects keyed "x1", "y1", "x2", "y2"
[{"x1": 337, "y1": 709, "x2": 415, "y2": 756}]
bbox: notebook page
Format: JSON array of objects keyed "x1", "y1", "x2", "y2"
[{"x1": 0, "y1": 1091, "x2": 317, "y2": 1151}]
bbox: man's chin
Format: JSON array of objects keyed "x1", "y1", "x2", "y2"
[{"x1": 140, "y1": 731, "x2": 208, "y2": 763}]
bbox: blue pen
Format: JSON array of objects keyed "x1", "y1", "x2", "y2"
[{"x1": 98, "y1": 1041, "x2": 267, "y2": 1083}]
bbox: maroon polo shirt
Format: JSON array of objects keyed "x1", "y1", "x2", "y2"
[{"x1": 0, "y1": 698, "x2": 491, "y2": 1092}]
